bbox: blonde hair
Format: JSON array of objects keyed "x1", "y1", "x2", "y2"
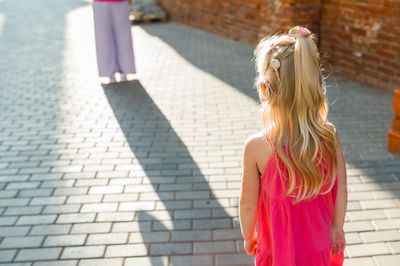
[{"x1": 255, "y1": 28, "x2": 337, "y2": 203}]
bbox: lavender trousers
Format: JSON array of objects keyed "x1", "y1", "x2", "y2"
[{"x1": 93, "y1": 1, "x2": 136, "y2": 77}]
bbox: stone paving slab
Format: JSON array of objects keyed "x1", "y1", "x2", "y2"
[{"x1": 0, "y1": 0, "x2": 399, "y2": 265}]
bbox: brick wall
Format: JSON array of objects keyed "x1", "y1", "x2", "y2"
[
  {"x1": 258, "y1": 0, "x2": 322, "y2": 41},
  {"x1": 321, "y1": 0, "x2": 400, "y2": 91},
  {"x1": 157, "y1": 0, "x2": 400, "y2": 91},
  {"x1": 156, "y1": 0, "x2": 263, "y2": 44}
]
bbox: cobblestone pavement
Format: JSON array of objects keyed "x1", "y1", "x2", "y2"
[{"x1": 0, "y1": 0, "x2": 399, "y2": 265}]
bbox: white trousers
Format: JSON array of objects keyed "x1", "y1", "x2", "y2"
[{"x1": 93, "y1": 1, "x2": 136, "y2": 77}]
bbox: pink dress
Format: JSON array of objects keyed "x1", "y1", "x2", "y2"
[{"x1": 256, "y1": 145, "x2": 344, "y2": 266}]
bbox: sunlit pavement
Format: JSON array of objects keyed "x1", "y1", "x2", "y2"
[{"x1": 0, "y1": 0, "x2": 399, "y2": 265}]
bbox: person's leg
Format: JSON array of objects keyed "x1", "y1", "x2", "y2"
[
  {"x1": 110, "y1": 1, "x2": 136, "y2": 76},
  {"x1": 93, "y1": 2, "x2": 118, "y2": 78}
]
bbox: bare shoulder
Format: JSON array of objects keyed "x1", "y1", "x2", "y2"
[
  {"x1": 244, "y1": 131, "x2": 271, "y2": 173},
  {"x1": 244, "y1": 131, "x2": 268, "y2": 152}
]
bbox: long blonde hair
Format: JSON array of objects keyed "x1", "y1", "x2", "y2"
[{"x1": 255, "y1": 28, "x2": 337, "y2": 203}]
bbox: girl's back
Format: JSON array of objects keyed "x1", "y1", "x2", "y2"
[{"x1": 256, "y1": 135, "x2": 339, "y2": 265}]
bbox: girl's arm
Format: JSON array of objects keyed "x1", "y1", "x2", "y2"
[
  {"x1": 331, "y1": 131, "x2": 347, "y2": 255},
  {"x1": 239, "y1": 137, "x2": 261, "y2": 256}
]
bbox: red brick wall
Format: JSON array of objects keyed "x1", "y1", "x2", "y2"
[
  {"x1": 259, "y1": 0, "x2": 322, "y2": 41},
  {"x1": 157, "y1": 0, "x2": 263, "y2": 44},
  {"x1": 321, "y1": 0, "x2": 400, "y2": 91},
  {"x1": 157, "y1": 0, "x2": 400, "y2": 91}
]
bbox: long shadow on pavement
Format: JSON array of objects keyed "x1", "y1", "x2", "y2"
[{"x1": 103, "y1": 80, "x2": 251, "y2": 265}]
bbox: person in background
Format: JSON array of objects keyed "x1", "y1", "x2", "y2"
[
  {"x1": 93, "y1": 0, "x2": 136, "y2": 83},
  {"x1": 239, "y1": 26, "x2": 347, "y2": 265}
]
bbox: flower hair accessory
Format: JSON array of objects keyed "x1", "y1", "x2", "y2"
[
  {"x1": 270, "y1": 43, "x2": 278, "y2": 51},
  {"x1": 288, "y1": 26, "x2": 312, "y2": 39}
]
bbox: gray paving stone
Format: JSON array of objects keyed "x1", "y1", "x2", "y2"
[
  {"x1": 345, "y1": 233, "x2": 363, "y2": 245},
  {"x1": 348, "y1": 210, "x2": 387, "y2": 221},
  {"x1": 88, "y1": 186, "x2": 123, "y2": 195},
  {"x1": 343, "y1": 257, "x2": 375, "y2": 266},
  {"x1": 4, "y1": 206, "x2": 43, "y2": 216},
  {"x1": 346, "y1": 242, "x2": 391, "y2": 257},
  {"x1": 0, "y1": 236, "x2": 44, "y2": 248},
  {"x1": 373, "y1": 255, "x2": 400, "y2": 266},
  {"x1": 78, "y1": 258, "x2": 123, "y2": 266},
  {"x1": 388, "y1": 241, "x2": 400, "y2": 253},
  {"x1": 130, "y1": 231, "x2": 170, "y2": 243},
  {"x1": 194, "y1": 199, "x2": 231, "y2": 209},
  {"x1": 174, "y1": 209, "x2": 211, "y2": 219},
  {"x1": 119, "y1": 201, "x2": 155, "y2": 211},
  {"x1": 0, "y1": 226, "x2": 30, "y2": 237},
  {"x1": 19, "y1": 189, "x2": 53, "y2": 198},
  {"x1": 150, "y1": 243, "x2": 192, "y2": 255},
  {"x1": 0, "y1": 198, "x2": 30, "y2": 207},
  {"x1": 44, "y1": 234, "x2": 86, "y2": 246},
  {"x1": 215, "y1": 253, "x2": 254, "y2": 265},
  {"x1": 360, "y1": 230, "x2": 400, "y2": 243},
  {"x1": 194, "y1": 241, "x2": 236, "y2": 253},
  {"x1": 30, "y1": 224, "x2": 71, "y2": 236},
  {"x1": 96, "y1": 212, "x2": 134, "y2": 222},
  {"x1": 125, "y1": 256, "x2": 169, "y2": 266},
  {"x1": 194, "y1": 218, "x2": 232, "y2": 229},
  {"x1": 57, "y1": 214, "x2": 95, "y2": 224},
  {"x1": 74, "y1": 180, "x2": 108, "y2": 187},
  {"x1": 66, "y1": 195, "x2": 102, "y2": 204},
  {"x1": 170, "y1": 255, "x2": 213, "y2": 266},
  {"x1": 6, "y1": 182, "x2": 40, "y2": 190},
  {"x1": 112, "y1": 221, "x2": 151, "y2": 233},
  {"x1": 373, "y1": 219, "x2": 400, "y2": 230},
  {"x1": 81, "y1": 203, "x2": 118, "y2": 213},
  {"x1": 71, "y1": 223, "x2": 111, "y2": 234},
  {"x1": 344, "y1": 221, "x2": 375, "y2": 232},
  {"x1": 33, "y1": 261, "x2": 78, "y2": 266},
  {"x1": 86, "y1": 232, "x2": 128, "y2": 245},
  {"x1": 361, "y1": 199, "x2": 399, "y2": 209},
  {"x1": 61, "y1": 246, "x2": 105, "y2": 259},
  {"x1": 103, "y1": 193, "x2": 139, "y2": 202},
  {"x1": 155, "y1": 200, "x2": 192, "y2": 210},
  {"x1": 40, "y1": 180, "x2": 75, "y2": 188},
  {"x1": 53, "y1": 187, "x2": 88, "y2": 196},
  {"x1": 213, "y1": 229, "x2": 243, "y2": 240},
  {"x1": 30, "y1": 196, "x2": 66, "y2": 206},
  {"x1": 172, "y1": 230, "x2": 212, "y2": 242},
  {"x1": 0, "y1": 216, "x2": 18, "y2": 226},
  {"x1": 152, "y1": 220, "x2": 191, "y2": 231},
  {"x1": 0, "y1": 250, "x2": 17, "y2": 263},
  {"x1": 42, "y1": 204, "x2": 81, "y2": 214},
  {"x1": 0, "y1": 263, "x2": 32, "y2": 266},
  {"x1": 104, "y1": 244, "x2": 148, "y2": 257},
  {"x1": 15, "y1": 248, "x2": 62, "y2": 261}
]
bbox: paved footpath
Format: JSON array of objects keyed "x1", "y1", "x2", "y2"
[{"x1": 0, "y1": 0, "x2": 400, "y2": 265}]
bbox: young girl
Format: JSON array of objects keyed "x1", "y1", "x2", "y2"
[{"x1": 239, "y1": 26, "x2": 347, "y2": 266}]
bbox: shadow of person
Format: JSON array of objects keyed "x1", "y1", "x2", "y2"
[
  {"x1": 137, "y1": 23, "x2": 259, "y2": 102},
  {"x1": 102, "y1": 80, "x2": 236, "y2": 260}
]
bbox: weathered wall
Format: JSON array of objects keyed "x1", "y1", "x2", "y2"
[
  {"x1": 156, "y1": 0, "x2": 263, "y2": 44},
  {"x1": 320, "y1": 0, "x2": 400, "y2": 91}
]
